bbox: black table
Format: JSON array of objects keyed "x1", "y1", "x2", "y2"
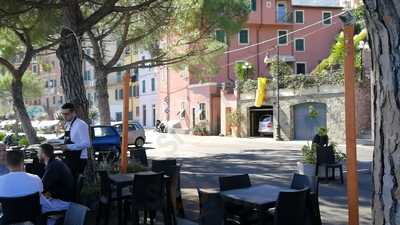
[
  {"x1": 220, "y1": 184, "x2": 295, "y2": 225},
  {"x1": 108, "y1": 171, "x2": 157, "y2": 225}
]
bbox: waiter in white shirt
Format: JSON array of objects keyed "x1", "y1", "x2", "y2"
[{"x1": 60, "y1": 103, "x2": 90, "y2": 181}]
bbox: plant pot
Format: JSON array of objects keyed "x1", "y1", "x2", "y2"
[
  {"x1": 231, "y1": 126, "x2": 240, "y2": 137},
  {"x1": 297, "y1": 162, "x2": 316, "y2": 176}
]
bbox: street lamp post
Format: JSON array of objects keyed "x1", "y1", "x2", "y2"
[{"x1": 242, "y1": 62, "x2": 252, "y2": 80}]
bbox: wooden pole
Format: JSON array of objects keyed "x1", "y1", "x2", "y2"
[
  {"x1": 344, "y1": 24, "x2": 359, "y2": 225},
  {"x1": 120, "y1": 71, "x2": 130, "y2": 173}
]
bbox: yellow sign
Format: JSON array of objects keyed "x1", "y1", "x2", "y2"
[{"x1": 255, "y1": 77, "x2": 267, "y2": 107}]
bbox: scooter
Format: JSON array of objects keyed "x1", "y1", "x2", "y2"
[{"x1": 155, "y1": 120, "x2": 167, "y2": 133}]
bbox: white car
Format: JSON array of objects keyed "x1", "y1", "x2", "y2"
[
  {"x1": 258, "y1": 115, "x2": 273, "y2": 136},
  {"x1": 113, "y1": 122, "x2": 146, "y2": 147}
]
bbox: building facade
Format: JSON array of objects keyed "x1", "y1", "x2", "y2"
[{"x1": 158, "y1": 0, "x2": 344, "y2": 137}]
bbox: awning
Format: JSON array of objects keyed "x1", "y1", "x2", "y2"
[{"x1": 264, "y1": 55, "x2": 296, "y2": 64}]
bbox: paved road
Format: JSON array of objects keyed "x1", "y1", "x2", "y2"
[{"x1": 144, "y1": 130, "x2": 373, "y2": 225}]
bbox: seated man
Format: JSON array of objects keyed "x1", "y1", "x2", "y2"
[
  {"x1": 39, "y1": 144, "x2": 74, "y2": 202},
  {"x1": 0, "y1": 150, "x2": 69, "y2": 216}
]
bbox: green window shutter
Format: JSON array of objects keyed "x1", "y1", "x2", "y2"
[
  {"x1": 278, "y1": 31, "x2": 287, "y2": 45},
  {"x1": 295, "y1": 39, "x2": 305, "y2": 51},
  {"x1": 251, "y1": 0, "x2": 257, "y2": 11},
  {"x1": 323, "y1": 12, "x2": 332, "y2": 24},
  {"x1": 295, "y1": 11, "x2": 304, "y2": 23},
  {"x1": 215, "y1": 30, "x2": 226, "y2": 43},
  {"x1": 239, "y1": 30, "x2": 249, "y2": 44}
]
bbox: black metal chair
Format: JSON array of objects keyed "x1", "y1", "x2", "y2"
[
  {"x1": 219, "y1": 174, "x2": 251, "y2": 191},
  {"x1": 0, "y1": 192, "x2": 41, "y2": 225},
  {"x1": 151, "y1": 159, "x2": 185, "y2": 218},
  {"x1": 219, "y1": 174, "x2": 254, "y2": 225},
  {"x1": 132, "y1": 148, "x2": 148, "y2": 166},
  {"x1": 197, "y1": 188, "x2": 224, "y2": 225},
  {"x1": 124, "y1": 172, "x2": 170, "y2": 225},
  {"x1": 96, "y1": 170, "x2": 132, "y2": 225},
  {"x1": 63, "y1": 203, "x2": 89, "y2": 225},
  {"x1": 151, "y1": 159, "x2": 177, "y2": 168},
  {"x1": 271, "y1": 188, "x2": 310, "y2": 225},
  {"x1": 290, "y1": 174, "x2": 321, "y2": 225},
  {"x1": 75, "y1": 174, "x2": 85, "y2": 203},
  {"x1": 315, "y1": 146, "x2": 344, "y2": 184}
]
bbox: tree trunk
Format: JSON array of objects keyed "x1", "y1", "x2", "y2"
[
  {"x1": 11, "y1": 78, "x2": 38, "y2": 144},
  {"x1": 364, "y1": 1, "x2": 400, "y2": 224},
  {"x1": 95, "y1": 68, "x2": 111, "y2": 125},
  {"x1": 56, "y1": 1, "x2": 89, "y2": 122}
]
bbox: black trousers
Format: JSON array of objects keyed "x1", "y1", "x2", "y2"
[{"x1": 64, "y1": 151, "x2": 87, "y2": 181}]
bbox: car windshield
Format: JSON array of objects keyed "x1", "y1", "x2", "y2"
[
  {"x1": 260, "y1": 116, "x2": 272, "y2": 122},
  {"x1": 93, "y1": 127, "x2": 116, "y2": 137}
]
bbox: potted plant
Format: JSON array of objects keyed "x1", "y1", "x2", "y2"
[
  {"x1": 227, "y1": 110, "x2": 243, "y2": 137},
  {"x1": 297, "y1": 143, "x2": 317, "y2": 176}
]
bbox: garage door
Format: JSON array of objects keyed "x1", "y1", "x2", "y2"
[{"x1": 294, "y1": 102, "x2": 327, "y2": 140}]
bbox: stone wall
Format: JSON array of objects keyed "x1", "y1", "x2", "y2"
[{"x1": 239, "y1": 85, "x2": 347, "y2": 143}]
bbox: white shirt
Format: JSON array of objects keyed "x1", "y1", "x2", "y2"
[
  {"x1": 0, "y1": 172, "x2": 43, "y2": 197},
  {"x1": 65, "y1": 118, "x2": 91, "y2": 159}
]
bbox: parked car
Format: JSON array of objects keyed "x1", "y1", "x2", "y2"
[
  {"x1": 113, "y1": 122, "x2": 146, "y2": 147},
  {"x1": 258, "y1": 115, "x2": 273, "y2": 136},
  {"x1": 91, "y1": 125, "x2": 121, "y2": 154}
]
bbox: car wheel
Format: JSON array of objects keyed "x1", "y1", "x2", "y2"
[{"x1": 135, "y1": 138, "x2": 145, "y2": 148}]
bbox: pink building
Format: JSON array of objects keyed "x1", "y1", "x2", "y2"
[{"x1": 157, "y1": 0, "x2": 343, "y2": 135}]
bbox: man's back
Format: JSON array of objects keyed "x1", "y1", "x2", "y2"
[
  {"x1": 0, "y1": 172, "x2": 42, "y2": 197},
  {"x1": 42, "y1": 158, "x2": 74, "y2": 202}
]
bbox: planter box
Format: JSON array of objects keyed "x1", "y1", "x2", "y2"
[{"x1": 297, "y1": 161, "x2": 345, "y2": 178}]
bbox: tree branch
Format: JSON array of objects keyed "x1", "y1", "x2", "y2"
[{"x1": 0, "y1": 57, "x2": 17, "y2": 75}]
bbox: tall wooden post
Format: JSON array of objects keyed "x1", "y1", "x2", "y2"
[
  {"x1": 120, "y1": 71, "x2": 130, "y2": 173},
  {"x1": 344, "y1": 24, "x2": 359, "y2": 225}
]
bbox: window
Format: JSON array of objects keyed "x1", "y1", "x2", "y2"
[
  {"x1": 142, "y1": 80, "x2": 146, "y2": 93},
  {"x1": 322, "y1": 11, "x2": 332, "y2": 25},
  {"x1": 93, "y1": 127, "x2": 116, "y2": 137},
  {"x1": 277, "y1": 30, "x2": 288, "y2": 45},
  {"x1": 84, "y1": 70, "x2": 91, "y2": 81},
  {"x1": 238, "y1": 29, "x2": 249, "y2": 45},
  {"x1": 119, "y1": 89, "x2": 123, "y2": 99},
  {"x1": 295, "y1": 10, "x2": 304, "y2": 24},
  {"x1": 116, "y1": 71, "x2": 122, "y2": 82},
  {"x1": 295, "y1": 62, "x2": 307, "y2": 75},
  {"x1": 152, "y1": 105, "x2": 156, "y2": 127},
  {"x1": 115, "y1": 112, "x2": 122, "y2": 121},
  {"x1": 276, "y1": 2, "x2": 287, "y2": 23},
  {"x1": 53, "y1": 80, "x2": 57, "y2": 87},
  {"x1": 136, "y1": 106, "x2": 140, "y2": 117},
  {"x1": 151, "y1": 78, "x2": 155, "y2": 91},
  {"x1": 128, "y1": 111, "x2": 133, "y2": 121},
  {"x1": 251, "y1": 0, "x2": 257, "y2": 11},
  {"x1": 52, "y1": 96, "x2": 56, "y2": 104},
  {"x1": 32, "y1": 64, "x2": 38, "y2": 74},
  {"x1": 142, "y1": 105, "x2": 147, "y2": 127},
  {"x1": 199, "y1": 103, "x2": 206, "y2": 120},
  {"x1": 295, "y1": 38, "x2": 305, "y2": 52},
  {"x1": 115, "y1": 89, "x2": 118, "y2": 100},
  {"x1": 59, "y1": 96, "x2": 63, "y2": 104},
  {"x1": 215, "y1": 30, "x2": 226, "y2": 43}
]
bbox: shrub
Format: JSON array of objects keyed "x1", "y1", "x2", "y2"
[
  {"x1": 301, "y1": 143, "x2": 317, "y2": 164},
  {"x1": 0, "y1": 132, "x2": 5, "y2": 142},
  {"x1": 18, "y1": 136, "x2": 29, "y2": 146}
]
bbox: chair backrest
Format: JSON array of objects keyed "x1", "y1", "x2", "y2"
[
  {"x1": 132, "y1": 148, "x2": 148, "y2": 166},
  {"x1": 98, "y1": 170, "x2": 112, "y2": 198},
  {"x1": 63, "y1": 203, "x2": 89, "y2": 225},
  {"x1": 197, "y1": 188, "x2": 224, "y2": 225},
  {"x1": 290, "y1": 173, "x2": 319, "y2": 196},
  {"x1": 274, "y1": 188, "x2": 310, "y2": 225},
  {"x1": 316, "y1": 146, "x2": 335, "y2": 165},
  {"x1": 151, "y1": 159, "x2": 177, "y2": 171},
  {"x1": 75, "y1": 175, "x2": 85, "y2": 203},
  {"x1": 132, "y1": 173, "x2": 165, "y2": 210},
  {"x1": 219, "y1": 174, "x2": 251, "y2": 191},
  {"x1": 0, "y1": 192, "x2": 41, "y2": 224}
]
